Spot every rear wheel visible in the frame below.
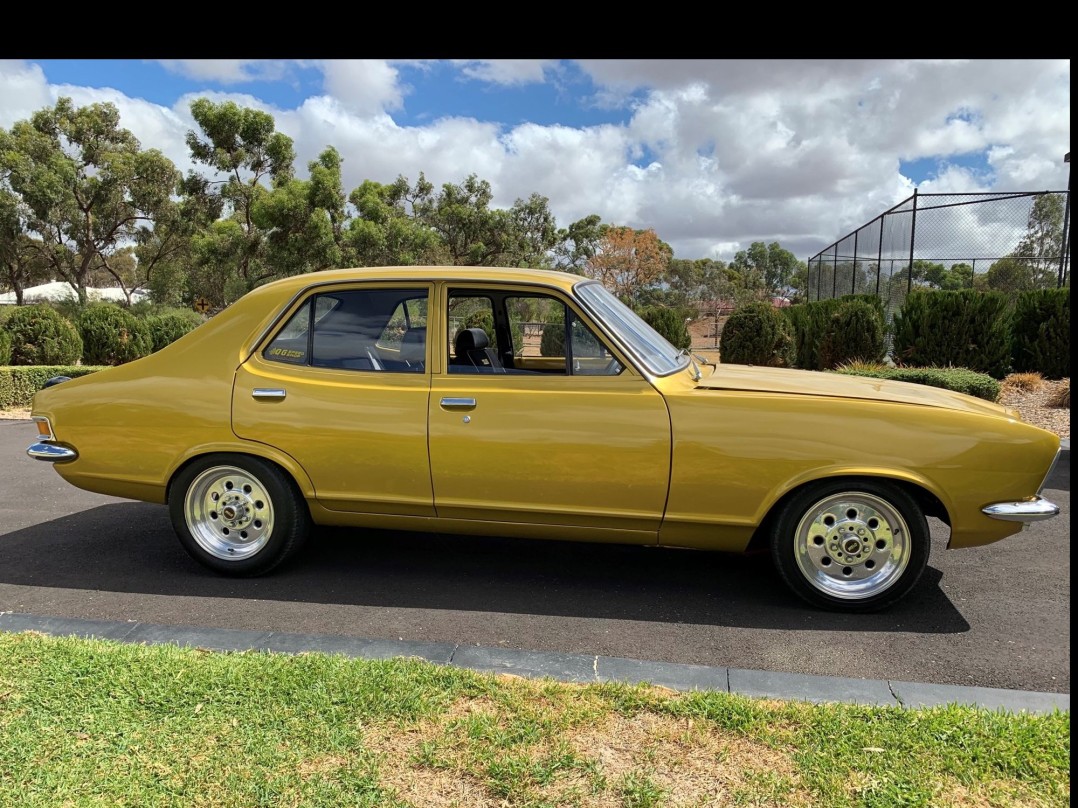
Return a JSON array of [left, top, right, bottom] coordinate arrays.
[[169, 454, 310, 576], [769, 479, 930, 612]]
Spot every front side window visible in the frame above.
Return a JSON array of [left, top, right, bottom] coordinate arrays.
[[264, 287, 429, 373], [575, 281, 686, 376]]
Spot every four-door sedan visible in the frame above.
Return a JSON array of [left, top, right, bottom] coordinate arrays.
[[27, 266, 1061, 611]]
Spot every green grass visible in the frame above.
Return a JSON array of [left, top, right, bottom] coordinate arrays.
[[0, 632, 1069, 807]]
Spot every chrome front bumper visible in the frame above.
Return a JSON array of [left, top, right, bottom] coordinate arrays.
[[982, 497, 1060, 523], [27, 442, 78, 462]]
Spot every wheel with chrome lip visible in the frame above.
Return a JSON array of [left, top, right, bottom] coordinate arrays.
[[770, 479, 930, 612], [169, 454, 310, 576]]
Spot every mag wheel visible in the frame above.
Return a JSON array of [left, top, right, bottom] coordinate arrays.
[[770, 479, 930, 612], [169, 454, 309, 576]]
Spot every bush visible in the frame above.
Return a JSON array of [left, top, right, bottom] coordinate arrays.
[[833, 364, 1001, 402], [637, 306, 692, 351], [0, 328, 10, 366], [784, 295, 886, 371], [78, 304, 154, 366], [144, 309, 205, 352], [819, 298, 887, 369], [720, 302, 793, 367], [891, 290, 1012, 379], [540, 322, 564, 357], [1010, 288, 1069, 379], [0, 365, 107, 409], [3, 305, 83, 366]]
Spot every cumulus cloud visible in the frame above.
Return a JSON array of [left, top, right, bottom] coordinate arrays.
[[0, 58, 1069, 264]]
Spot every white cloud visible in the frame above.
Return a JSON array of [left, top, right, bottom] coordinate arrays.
[[451, 60, 558, 86], [1, 59, 1069, 265]]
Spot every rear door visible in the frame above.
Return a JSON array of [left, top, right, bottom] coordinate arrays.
[[232, 282, 435, 516]]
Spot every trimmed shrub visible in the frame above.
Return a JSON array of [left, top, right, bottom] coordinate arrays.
[[891, 290, 1012, 379], [145, 309, 205, 352], [1011, 288, 1069, 379], [4, 305, 83, 366], [784, 294, 886, 371], [819, 298, 887, 369], [638, 306, 692, 351], [0, 365, 107, 409], [720, 302, 793, 367], [0, 328, 11, 365], [833, 365, 1001, 402], [540, 322, 565, 356], [78, 304, 154, 366]]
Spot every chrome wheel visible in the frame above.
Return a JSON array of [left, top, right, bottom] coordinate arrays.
[[793, 491, 911, 600], [183, 465, 275, 561]]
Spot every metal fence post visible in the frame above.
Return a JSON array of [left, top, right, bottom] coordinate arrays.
[[852, 231, 859, 294], [876, 217, 883, 296], [908, 189, 918, 294], [1059, 156, 1071, 287]]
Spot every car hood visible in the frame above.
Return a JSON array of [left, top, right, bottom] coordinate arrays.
[[695, 364, 1017, 419]]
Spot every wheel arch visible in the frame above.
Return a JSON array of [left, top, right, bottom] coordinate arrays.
[[165, 446, 315, 507], [746, 473, 950, 553]]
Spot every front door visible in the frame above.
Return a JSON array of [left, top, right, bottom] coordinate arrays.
[[428, 286, 671, 537]]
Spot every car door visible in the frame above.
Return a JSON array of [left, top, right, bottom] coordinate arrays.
[[232, 282, 435, 516], [428, 284, 671, 538]]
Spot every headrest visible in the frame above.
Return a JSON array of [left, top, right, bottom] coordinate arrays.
[[455, 327, 489, 354]]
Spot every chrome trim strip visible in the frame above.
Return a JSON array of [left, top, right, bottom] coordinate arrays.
[[1037, 448, 1063, 494], [440, 397, 477, 409], [252, 388, 287, 400], [982, 497, 1060, 522], [27, 442, 78, 462]]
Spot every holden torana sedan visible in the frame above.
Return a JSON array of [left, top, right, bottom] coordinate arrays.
[[27, 267, 1061, 611]]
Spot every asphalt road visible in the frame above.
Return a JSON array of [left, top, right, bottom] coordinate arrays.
[[0, 419, 1069, 693]]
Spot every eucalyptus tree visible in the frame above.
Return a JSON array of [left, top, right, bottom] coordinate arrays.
[[252, 147, 346, 278], [344, 174, 446, 267], [0, 187, 51, 304], [0, 97, 179, 305], [184, 98, 295, 302], [550, 214, 603, 274]]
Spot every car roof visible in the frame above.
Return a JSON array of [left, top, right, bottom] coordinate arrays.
[[257, 266, 587, 296]]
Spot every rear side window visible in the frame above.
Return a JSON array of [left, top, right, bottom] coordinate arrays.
[[264, 287, 429, 373]]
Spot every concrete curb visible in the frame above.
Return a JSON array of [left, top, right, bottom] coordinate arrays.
[[0, 612, 1067, 715]]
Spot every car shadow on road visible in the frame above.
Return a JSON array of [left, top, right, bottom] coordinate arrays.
[[0, 502, 969, 633]]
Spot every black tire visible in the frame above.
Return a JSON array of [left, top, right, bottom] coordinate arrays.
[[769, 478, 930, 612], [168, 454, 310, 576]]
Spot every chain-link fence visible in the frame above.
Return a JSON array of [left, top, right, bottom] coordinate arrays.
[[806, 190, 1070, 321]]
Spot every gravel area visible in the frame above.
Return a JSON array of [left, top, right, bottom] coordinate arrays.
[[999, 377, 1070, 439]]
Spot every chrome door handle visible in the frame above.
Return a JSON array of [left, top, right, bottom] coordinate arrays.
[[440, 397, 476, 410], [252, 388, 287, 400]]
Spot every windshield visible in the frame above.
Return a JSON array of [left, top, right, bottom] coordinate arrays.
[[574, 281, 688, 376]]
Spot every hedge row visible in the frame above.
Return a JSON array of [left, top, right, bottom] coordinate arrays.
[[833, 366, 1001, 402], [0, 366, 107, 410], [0, 303, 204, 368]]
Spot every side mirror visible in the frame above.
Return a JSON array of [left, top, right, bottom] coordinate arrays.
[[43, 376, 72, 388]]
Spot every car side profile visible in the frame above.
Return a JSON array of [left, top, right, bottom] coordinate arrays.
[[27, 267, 1061, 612]]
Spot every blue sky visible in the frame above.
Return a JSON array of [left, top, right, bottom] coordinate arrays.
[[1, 59, 1070, 261]]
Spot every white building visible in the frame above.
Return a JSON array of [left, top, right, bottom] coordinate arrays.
[[0, 281, 149, 306]]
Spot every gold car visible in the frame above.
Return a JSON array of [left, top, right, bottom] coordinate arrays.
[[27, 267, 1061, 612]]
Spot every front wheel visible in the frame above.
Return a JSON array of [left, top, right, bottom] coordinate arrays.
[[769, 479, 930, 612], [169, 454, 310, 576]]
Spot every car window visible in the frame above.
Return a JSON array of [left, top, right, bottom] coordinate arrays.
[[445, 290, 622, 376], [264, 288, 429, 373]]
